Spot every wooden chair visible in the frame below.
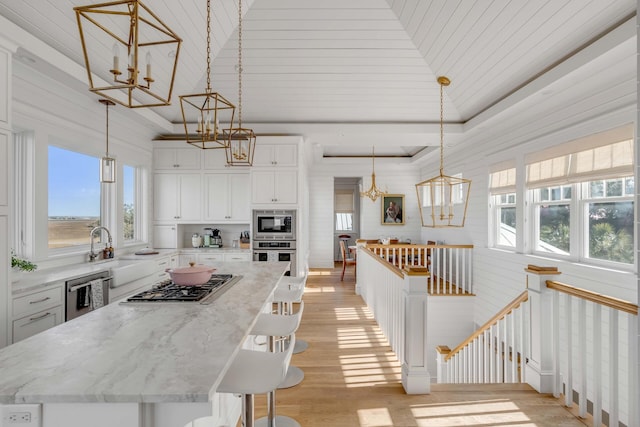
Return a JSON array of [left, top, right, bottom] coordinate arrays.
[[339, 240, 356, 281]]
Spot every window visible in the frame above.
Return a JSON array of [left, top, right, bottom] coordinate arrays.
[[48, 146, 101, 249], [335, 190, 354, 231], [584, 177, 634, 264], [532, 185, 571, 255], [525, 125, 634, 267], [489, 166, 516, 248], [123, 164, 136, 241]]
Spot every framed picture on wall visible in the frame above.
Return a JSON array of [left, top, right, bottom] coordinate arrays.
[[381, 194, 405, 225]]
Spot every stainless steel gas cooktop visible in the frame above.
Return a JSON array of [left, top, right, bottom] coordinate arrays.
[[124, 274, 240, 305]]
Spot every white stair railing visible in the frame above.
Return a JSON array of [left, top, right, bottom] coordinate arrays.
[[365, 243, 474, 295], [436, 291, 529, 384], [547, 280, 639, 427], [436, 266, 639, 427]]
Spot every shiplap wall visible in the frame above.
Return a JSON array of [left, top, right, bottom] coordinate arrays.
[[11, 61, 155, 268], [308, 164, 422, 269]]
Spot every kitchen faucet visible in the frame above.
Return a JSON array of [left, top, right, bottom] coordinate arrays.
[[89, 226, 113, 262]]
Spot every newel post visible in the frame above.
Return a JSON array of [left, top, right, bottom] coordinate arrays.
[[524, 265, 561, 393], [436, 346, 450, 383], [401, 269, 430, 394]]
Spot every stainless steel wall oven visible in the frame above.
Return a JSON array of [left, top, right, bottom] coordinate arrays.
[[253, 240, 296, 276]]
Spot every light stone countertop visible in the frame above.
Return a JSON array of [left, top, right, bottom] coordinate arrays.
[[0, 261, 289, 404], [12, 248, 253, 295]]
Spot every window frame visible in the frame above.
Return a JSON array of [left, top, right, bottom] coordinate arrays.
[[529, 178, 634, 269]]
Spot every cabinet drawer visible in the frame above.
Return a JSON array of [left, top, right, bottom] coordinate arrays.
[[197, 253, 224, 266], [13, 305, 64, 343], [13, 286, 63, 318], [224, 253, 252, 262]]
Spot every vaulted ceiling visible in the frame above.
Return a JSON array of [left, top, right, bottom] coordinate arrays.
[[0, 0, 636, 158]]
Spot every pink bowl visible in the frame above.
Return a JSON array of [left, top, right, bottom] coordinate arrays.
[[166, 263, 216, 286]]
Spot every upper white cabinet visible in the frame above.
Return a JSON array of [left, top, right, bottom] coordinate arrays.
[[154, 173, 202, 222], [203, 149, 233, 170], [251, 170, 297, 204], [154, 147, 201, 170], [204, 173, 250, 222], [252, 144, 297, 167]]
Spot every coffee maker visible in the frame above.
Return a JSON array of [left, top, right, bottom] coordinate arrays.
[[204, 228, 223, 247]]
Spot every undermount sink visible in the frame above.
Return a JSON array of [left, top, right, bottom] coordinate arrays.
[[109, 260, 157, 288]]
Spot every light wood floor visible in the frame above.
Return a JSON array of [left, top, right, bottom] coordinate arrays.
[[252, 264, 587, 427]]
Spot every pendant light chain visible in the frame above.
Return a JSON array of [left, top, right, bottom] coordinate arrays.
[[105, 101, 110, 156], [205, 0, 211, 93], [237, 0, 243, 126]]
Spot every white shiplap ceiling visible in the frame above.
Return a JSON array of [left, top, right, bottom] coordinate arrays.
[[0, 0, 636, 158]]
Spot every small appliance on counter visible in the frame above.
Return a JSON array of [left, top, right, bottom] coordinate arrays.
[[204, 228, 223, 247], [192, 233, 203, 248]]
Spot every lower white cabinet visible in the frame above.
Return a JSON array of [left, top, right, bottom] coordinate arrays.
[[154, 254, 178, 283], [197, 253, 224, 266], [224, 252, 252, 262], [13, 306, 64, 343], [12, 284, 64, 343]]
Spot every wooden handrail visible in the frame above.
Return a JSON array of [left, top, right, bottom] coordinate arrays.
[[360, 246, 405, 278], [366, 243, 474, 249], [445, 290, 529, 361], [546, 280, 638, 315]]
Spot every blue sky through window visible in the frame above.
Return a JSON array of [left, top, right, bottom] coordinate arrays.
[[48, 146, 100, 217]]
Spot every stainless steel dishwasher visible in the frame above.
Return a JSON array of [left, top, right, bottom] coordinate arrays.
[[65, 270, 112, 321]]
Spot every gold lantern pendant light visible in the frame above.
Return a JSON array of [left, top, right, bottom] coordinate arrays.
[[99, 99, 116, 183], [180, 0, 235, 149], [225, 0, 256, 166], [415, 76, 471, 227], [360, 147, 386, 202], [74, 0, 182, 108]]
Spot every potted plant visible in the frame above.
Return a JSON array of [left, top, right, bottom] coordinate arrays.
[[11, 250, 37, 282]]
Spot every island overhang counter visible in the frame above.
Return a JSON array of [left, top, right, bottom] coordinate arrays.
[[0, 261, 290, 427]]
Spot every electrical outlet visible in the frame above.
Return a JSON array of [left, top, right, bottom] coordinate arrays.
[[2, 405, 40, 427]]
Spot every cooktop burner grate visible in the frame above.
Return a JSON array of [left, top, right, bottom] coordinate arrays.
[[125, 274, 235, 303]]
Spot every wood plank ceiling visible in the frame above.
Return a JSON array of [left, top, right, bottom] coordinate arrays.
[[0, 0, 636, 157]]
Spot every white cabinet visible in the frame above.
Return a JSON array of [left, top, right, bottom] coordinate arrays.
[[154, 147, 201, 170], [203, 149, 232, 170], [251, 170, 297, 204], [204, 173, 250, 222], [153, 225, 177, 248], [154, 254, 178, 283], [12, 284, 64, 343], [179, 253, 198, 266], [197, 253, 224, 266], [154, 173, 201, 222], [252, 144, 297, 167], [224, 252, 252, 262]]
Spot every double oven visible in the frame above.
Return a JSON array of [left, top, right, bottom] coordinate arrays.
[[252, 210, 297, 276]]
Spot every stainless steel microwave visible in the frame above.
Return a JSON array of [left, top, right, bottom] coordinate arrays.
[[253, 210, 296, 240]]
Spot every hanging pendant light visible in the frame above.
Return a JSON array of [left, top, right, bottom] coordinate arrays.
[[180, 0, 235, 149], [225, 0, 256, 166], [415, 76, 471, 227], [99, 99, 116, 183], [360, 147, 386, 202], [74, 0, 182, 108]]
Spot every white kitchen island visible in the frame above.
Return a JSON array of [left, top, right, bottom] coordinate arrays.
[[0, 261, 290, 427]]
